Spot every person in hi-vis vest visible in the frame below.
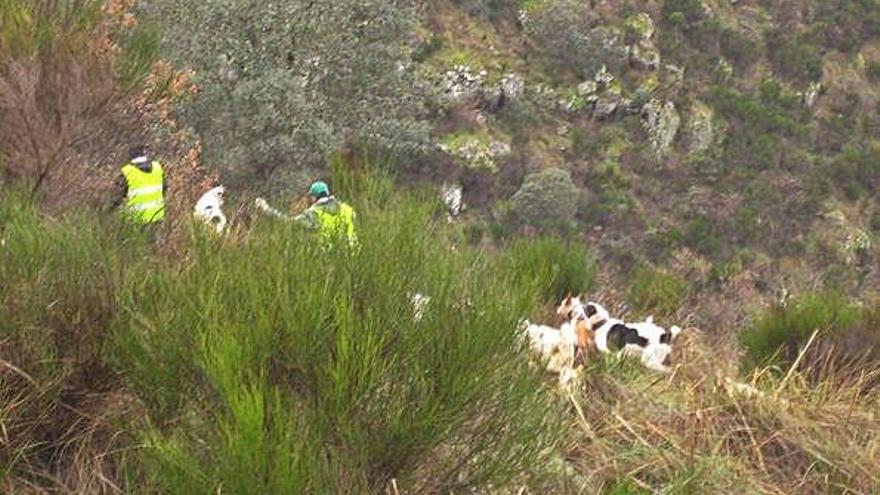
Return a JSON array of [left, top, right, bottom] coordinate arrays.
[[118, 145, 166, 224], [295, 181, 358, 249]]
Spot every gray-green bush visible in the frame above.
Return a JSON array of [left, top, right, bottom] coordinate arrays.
[[147, 0, 432, 193], [525, 0, 629, 78], [508, 167, 581, 234]]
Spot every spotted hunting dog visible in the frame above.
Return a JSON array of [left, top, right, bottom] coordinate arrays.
[[559, 297, 682, 373]]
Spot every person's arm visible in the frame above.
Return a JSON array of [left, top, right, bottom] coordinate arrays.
[[293, 208, 319, 230], [255, 198, 296, 222]]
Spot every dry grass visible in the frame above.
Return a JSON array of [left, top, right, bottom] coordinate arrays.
[[539, 329, 880, 494]]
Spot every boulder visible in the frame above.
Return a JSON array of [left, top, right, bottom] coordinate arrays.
[[685, 101, 715, 154], [641, 99, 681, 160]]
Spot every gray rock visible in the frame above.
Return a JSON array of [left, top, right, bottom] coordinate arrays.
[[631, 44, 661, 71], [642, 99, 681, 160], [442, 65, 486, 101], [499, 73, 525, 100], [685, 101, 715, 154]]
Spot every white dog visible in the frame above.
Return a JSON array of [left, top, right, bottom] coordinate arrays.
[[440, 182, 464, 222], [193, 186, 227, 233], [520, 319, 579, 376], [563, 298, 682, 374]]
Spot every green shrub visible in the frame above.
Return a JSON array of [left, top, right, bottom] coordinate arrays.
[[866, 61, 880, 82], [525, 0, 629, 78], [150, 0, 431, 192], [661, 0, 705, 25], [0, 190, 153, 490], [2, 171, 569, 493], [452, 0, 520, 21], [497, 236, 597, 302], [720, 28, 761, 70], [107, 173, 565, 493], [814, 0, 880, 52], [829, 145, 879, 200], [684, 216, 725, 258], [627, 266, 690, 317], [508, 167, 581, 233], [739, 292, 864, 373], [766, 30, 823, 82]]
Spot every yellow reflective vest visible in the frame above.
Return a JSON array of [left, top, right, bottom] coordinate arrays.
[[314, 201, 358, 249], [121, 161, 165, 224]]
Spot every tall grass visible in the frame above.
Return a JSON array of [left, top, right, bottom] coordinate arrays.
[[0, 190, 151, 492], [739, 291, 871, 373], [110, 174, 567, 492], [2, 173, 570, 492]]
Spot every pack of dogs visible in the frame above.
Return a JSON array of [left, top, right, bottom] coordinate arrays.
[[523, 295, 683, 386]]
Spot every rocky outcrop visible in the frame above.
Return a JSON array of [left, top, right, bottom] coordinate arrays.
[[685, 101, 715, 154], [626, 13, 661, 71], [439, 133, 510, 172], [641, 99, 681, 160]]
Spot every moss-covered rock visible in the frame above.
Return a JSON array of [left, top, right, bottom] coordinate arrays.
[[641, 99, 681, 160], [439, 132, 510, 172], [685, 100, 716, 154]]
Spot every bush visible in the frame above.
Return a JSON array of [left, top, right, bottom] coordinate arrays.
[[508, 167, 581, 233], [683, 216, 725, 258], [627, 266, 690, 318], [497, 236, 597, 302], [1, 172, 569, 493], [766, 30, 823, 82], [149, 0, 431, 192], [739, 292, 866, 373], [525, 0, 629, 78], [720, 28, 761, 70], [0, 190, 153, 492], [452, 0, 520, 21], [661, 0, 705, 26], [829, 145, 880, 200], [113, 174, 563, 493]]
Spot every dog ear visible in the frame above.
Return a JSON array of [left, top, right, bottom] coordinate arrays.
[[585, 303, 598, 318]]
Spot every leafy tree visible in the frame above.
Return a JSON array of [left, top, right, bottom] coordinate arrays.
[[148, 0, 432, 193]]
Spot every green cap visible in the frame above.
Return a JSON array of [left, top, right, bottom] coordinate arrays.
[[309, 181, 329, 197]]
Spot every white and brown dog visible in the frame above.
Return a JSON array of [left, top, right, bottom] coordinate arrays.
[[519, 317, 582, 387], [558, 297, 682, 373], [555, 295, 596, 368]]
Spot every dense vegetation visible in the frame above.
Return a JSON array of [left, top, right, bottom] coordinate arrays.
[[2, 0, 880, 493]]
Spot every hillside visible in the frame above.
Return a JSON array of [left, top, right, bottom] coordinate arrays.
[[409, 0, 880, 333], [2, 0, 880, 493]]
